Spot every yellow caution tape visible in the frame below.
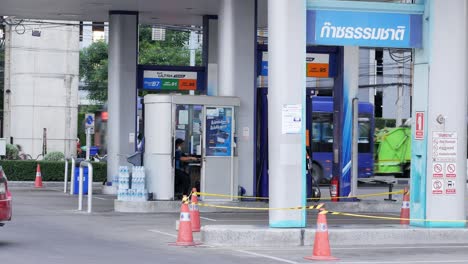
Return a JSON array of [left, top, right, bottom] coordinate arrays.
[[196, 201, 468, 223], [194, 190, 404, 201], [323, 210, 468, 223], [197, 202, 325, 211]]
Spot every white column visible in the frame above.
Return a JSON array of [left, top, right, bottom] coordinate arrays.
[[268, 0, 306, 227], [411, 0, 467, 227], [218, 0, 256, 196], [205, 17, 219, 96], [107, 12, 138, 186]]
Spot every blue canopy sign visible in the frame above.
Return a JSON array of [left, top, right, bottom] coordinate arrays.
[[307, 10, 422, 48]]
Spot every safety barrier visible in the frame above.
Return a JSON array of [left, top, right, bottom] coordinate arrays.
[[63, 156, 75, 194], [78, 161, 93, 213], [196, 189, 404, 201], [190, 191, 468, 224]]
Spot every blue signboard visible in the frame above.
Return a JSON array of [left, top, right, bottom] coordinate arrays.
[[143, 78, 162, 89], [307, 10, 422, 48], [205, 107, 232, 157]]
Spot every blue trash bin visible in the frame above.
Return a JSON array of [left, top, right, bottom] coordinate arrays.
[[90, 146, 99, 156], [73, 167, 88, 195]]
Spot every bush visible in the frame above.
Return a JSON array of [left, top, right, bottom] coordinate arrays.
[[44, 152, 65, 161], [5, 144, 19, 160], [0, 160, 107, 182]]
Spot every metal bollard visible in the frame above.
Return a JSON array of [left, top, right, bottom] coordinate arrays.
[[64, 156, 75, 193], [78, 161, 94, 213], [64, 159, 68, 193], [69, 157, 75, 195]]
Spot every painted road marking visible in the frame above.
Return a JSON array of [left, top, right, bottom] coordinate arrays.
[[148, 229, 177, 238], [200, 216, 217, 221], [235, 249, 298, 264]]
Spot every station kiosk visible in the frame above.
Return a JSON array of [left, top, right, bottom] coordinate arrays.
[[143, 94, 240, 201]]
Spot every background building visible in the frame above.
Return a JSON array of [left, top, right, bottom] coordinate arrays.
[[3, 19, 79, 158]]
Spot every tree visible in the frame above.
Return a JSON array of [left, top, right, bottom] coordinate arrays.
[[79, 40, 108, 104], [79, 26, 202, 103]]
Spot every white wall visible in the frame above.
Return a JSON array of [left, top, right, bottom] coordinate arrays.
[[4, 20, 79, 158]]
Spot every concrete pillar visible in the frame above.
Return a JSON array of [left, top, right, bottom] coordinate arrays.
[[411, 0, 467, 227], [203, 15, 219, 96], [340, 47, 359, 197], [107, 11, 138, 185], [268, 0, 306, 227], [218, 0, 256, 196]]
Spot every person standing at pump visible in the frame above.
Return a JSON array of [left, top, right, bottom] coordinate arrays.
[[174, 138, 198, 198]]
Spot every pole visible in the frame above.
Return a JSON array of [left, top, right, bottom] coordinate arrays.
[[64, 158, 68, 193], [85, 127, 91, 161], [350, 98, 359, 199], [396, 63, 403, 127], [78, 167, 83, 211], [70, 157, 75, 195]]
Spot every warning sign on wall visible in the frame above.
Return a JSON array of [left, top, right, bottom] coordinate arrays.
[[445, 163, 457, 178], [432, 132, 457, 162], [432, 179, 444, 194], [432, 163, 444, 178], [446, 180, 456, 194]]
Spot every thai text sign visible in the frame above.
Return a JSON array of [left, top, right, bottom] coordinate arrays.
[[307, 10, 422, 48]]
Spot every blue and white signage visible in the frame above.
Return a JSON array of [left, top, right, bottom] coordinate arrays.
[[307, 10, 422, 48]]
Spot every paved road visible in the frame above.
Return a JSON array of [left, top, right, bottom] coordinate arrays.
[[1, 186, 468, 263]]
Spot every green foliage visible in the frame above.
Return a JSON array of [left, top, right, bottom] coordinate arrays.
[[139, 26, 193, 65], [0, 160, 107, 182], [5, 144, 19, 160], [79, 41, 108, 104], [43, 151, 65, 161]]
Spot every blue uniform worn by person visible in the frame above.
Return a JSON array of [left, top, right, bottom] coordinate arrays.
[[174, 138, 197, 197]]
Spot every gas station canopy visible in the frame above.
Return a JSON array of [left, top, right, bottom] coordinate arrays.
[[0, 0, 268, 26]]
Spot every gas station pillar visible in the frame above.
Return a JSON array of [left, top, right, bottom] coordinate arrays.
[[218, 0, 256, 196], [268, 0, 306, 227], [411, 0, 467, 227], [107, 11, 139, 186]]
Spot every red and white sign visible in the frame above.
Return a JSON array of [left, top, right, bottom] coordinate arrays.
[[432, 163, 444, 178], [446, 163, 457, 178], [446, 180, 456, 194], [415, 112, 424, 140], [432, 179, 443, 194]]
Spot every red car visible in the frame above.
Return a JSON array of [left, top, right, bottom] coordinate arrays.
[[0, 170, 12, 226]]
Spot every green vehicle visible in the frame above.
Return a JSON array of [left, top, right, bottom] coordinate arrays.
[[374, 126, 411, 177]]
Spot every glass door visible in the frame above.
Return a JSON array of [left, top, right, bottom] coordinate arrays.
[[201, 106, 235, 201]]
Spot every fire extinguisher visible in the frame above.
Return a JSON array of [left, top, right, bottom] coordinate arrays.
[[330, 175, 339, 202]]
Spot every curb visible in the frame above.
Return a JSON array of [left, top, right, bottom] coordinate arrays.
[[202, 225, 468, 247]]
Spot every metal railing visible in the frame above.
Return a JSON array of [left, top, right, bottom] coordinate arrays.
[[64, 156, 75, 194], [78, 161, 93, 213]]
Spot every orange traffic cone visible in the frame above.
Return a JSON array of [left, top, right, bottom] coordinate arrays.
[[190, 188, 201, 232], [304, 210, 338, 261], [170, 195, 200, 246], [34, 164, 43, 188], [400, 187, 410, 225]]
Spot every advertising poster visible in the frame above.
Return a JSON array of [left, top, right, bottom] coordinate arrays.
[[205, 107, 232, 156]]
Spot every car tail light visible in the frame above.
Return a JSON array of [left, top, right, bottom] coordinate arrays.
[[0, 170, 7, 199]]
